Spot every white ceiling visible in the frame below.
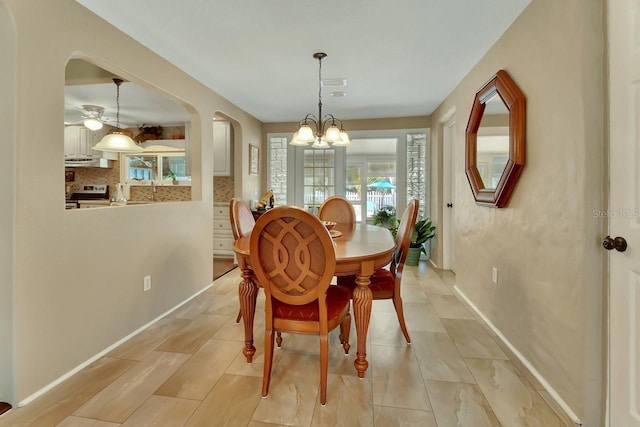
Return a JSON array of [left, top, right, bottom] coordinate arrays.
[[65, 82, 191, 128], [73, 0, 531, 124]]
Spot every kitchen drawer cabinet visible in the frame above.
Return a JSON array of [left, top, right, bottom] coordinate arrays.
[[213, 237, 235, 253], [213, 202, 234, 257]]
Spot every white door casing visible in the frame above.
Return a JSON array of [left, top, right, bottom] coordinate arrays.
[[441, 108, 456, 271], [609, 0, 640, 425]]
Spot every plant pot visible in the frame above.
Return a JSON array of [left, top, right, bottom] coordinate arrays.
[[405, 246, 422, 266]]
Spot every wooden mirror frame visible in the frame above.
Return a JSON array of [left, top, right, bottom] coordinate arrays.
[[465, 69, 526, 208]]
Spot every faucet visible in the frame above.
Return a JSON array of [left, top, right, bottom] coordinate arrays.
[[148, 180, 157, 201]]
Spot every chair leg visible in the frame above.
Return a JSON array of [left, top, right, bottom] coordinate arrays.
[[262, 327, 275, 398], [393, 295, 411, 343], [319, 334, 329, 405], [235, 308, 242, 323], [276, 332, 283, 347], [339, 312, 351, 354]]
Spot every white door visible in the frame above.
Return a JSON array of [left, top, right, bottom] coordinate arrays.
[[609, 1, 640, 425]]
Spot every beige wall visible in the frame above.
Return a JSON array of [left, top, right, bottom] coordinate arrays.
[[3, 0, 263, 403], [263, 116, 430, 138], [429, 0, 605, 424], [0, 2, 16, 404]]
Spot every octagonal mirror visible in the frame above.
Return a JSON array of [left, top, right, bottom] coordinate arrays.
[[465, 70, 525, 208]]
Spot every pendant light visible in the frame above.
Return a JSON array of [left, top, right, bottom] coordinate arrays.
[[93, 78, 143, 153], [290, 52, 350, 148]]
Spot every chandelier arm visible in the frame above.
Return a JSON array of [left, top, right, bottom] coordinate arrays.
[[300, 114, 319, 127]]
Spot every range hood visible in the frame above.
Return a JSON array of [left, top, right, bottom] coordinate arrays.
[[64, 157, 113, 168]]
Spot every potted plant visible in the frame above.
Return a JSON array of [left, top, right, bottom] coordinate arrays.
[[406, 218, 436, 266], [134, 124, 164, 142], [372, 205, 398, 236], [166, 169, 178, 185]]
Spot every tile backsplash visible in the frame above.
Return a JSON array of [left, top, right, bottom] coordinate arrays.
[[214, 176, 234, 202], [68, 161, 120, 197], [68, 163, 231, 203]]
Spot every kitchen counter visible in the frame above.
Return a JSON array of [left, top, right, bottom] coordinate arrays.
[[78, 200, 110, 208]]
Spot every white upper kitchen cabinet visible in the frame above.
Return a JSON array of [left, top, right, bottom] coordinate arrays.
[[64, 125, 116, 159], [213, 120, 232, 176], [64, 125, 101, 158]]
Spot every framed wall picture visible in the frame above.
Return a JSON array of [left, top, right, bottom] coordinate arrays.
[[249, 144, 259, 175]]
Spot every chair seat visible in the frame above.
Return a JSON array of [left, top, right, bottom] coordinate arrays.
[[336, 268, 395, 293], [273, 285, 351, 321]]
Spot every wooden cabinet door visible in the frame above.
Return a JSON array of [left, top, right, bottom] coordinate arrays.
[[213, 121, 231, 176]]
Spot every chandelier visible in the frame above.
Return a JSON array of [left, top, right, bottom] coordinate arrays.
[[290, 52, 350, 148], [93, 78, 143, 153]]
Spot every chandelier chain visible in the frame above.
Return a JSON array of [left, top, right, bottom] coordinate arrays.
[[114, 78, 123, 130], [318, 54, 323, 124]]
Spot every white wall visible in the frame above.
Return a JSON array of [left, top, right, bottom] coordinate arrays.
[[4, 0, 263, 403], [430, 0, 605, 424]]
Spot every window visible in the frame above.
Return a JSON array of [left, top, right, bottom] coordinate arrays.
[[303, 149, 335, 214], [124, 151, 190, 185], [268, 136, 288, 206], [406, 133, 428, 219], [267, 129, 428, 221], [347, 137, 397, 222]]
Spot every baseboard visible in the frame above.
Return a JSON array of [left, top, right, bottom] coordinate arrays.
[[17, 281, 215, 408], [453, 285, 583, 426]]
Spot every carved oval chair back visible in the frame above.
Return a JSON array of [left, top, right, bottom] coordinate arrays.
[[250, 206, 352, 405]]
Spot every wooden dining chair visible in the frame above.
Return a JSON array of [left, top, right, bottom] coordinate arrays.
[[250, 206, 351, 405], [318, 196, 356, 226], [230, 197, 255, 241], [229, 198, 256, 323], [337, 199, 418, 343]]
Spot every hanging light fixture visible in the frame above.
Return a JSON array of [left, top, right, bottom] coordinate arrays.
[[93, 78, 143, 153], [290, 52, 350, 149]]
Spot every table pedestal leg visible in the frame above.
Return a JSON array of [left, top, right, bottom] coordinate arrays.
[[238, 264, 258, 362], [352, 270, 373, 378]]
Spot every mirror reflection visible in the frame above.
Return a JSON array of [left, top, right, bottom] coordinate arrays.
[[64, 59, 192, 208], [476, 93, 509, 190]]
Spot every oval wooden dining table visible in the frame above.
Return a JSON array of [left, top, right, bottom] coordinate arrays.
[[233, 221, 395, 378]]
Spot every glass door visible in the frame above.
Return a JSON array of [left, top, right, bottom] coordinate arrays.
[[302, 149, 335, 214]]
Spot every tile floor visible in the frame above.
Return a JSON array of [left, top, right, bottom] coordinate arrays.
[[0, 262, 573, 427]]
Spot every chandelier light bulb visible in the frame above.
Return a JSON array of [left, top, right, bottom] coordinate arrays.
[[290, 131, 310, 146], [311, 137, 330, 149], [332, 130, 351, 147], [298, 125, 315, 142], [324, 125, 341, 142]]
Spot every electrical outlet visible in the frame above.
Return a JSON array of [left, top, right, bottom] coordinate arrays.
[[143, 275, 152, 292], [492, 267, 498, 284]]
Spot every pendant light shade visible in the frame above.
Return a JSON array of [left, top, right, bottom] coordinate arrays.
[[94, 132, 143, 153], [291, 52, 350, 148], [93, 78, 143, 153]]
